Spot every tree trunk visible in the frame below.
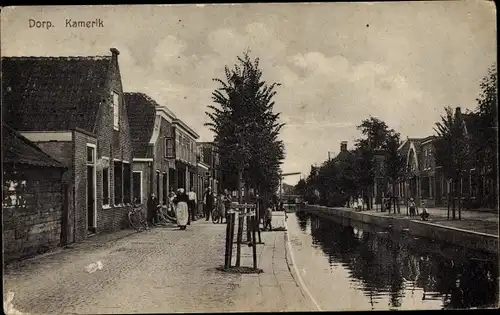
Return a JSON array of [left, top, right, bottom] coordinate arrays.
[[452, 179, 456, 220], [237, 169, 243, 204], [458, 177, 462, 220], [447, 192, 450, 220], [392, 184, 398, 214]]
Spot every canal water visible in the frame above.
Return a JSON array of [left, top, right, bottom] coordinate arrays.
[[286, 211, 499, 311]]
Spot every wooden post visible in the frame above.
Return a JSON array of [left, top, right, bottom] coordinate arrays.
[[246, 206, 252, 243], [224, 210, 231, 269], [252, 215, 257, 270], [228, 212, 235, 267], [255, 201, 262, 244], [235, 211, 244, 267]]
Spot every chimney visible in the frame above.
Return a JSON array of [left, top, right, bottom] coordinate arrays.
[[455, 107, 461, 114], [110, 47, 120, 58], [340, 141, 348, 152]]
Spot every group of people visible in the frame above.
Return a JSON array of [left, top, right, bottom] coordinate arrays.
[[145, 188, 192, 230], [408, 198, 430, 221], [144, 187, 285, 231], [144, 186, 235, 230]]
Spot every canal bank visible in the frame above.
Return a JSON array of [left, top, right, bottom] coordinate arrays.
[[304, 205, 498, 255]]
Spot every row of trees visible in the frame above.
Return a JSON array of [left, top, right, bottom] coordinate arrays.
[[296, 63, 497, 219], [205, 52, 285, 204], [295, 116, 405, 212]]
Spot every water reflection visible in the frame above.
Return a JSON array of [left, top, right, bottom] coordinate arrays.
[[295, 213, 498, 309]]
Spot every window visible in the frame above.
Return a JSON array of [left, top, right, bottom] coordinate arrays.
[[133, 172, 142, 204], [123, 163, 131, 204], [112, 91, 119, 130], [114, 161, 123, 205], [156, 171, 161, 197], [470, 169, 477, 198], [103, 166, 110, 206], [165, 137, 174, 158], [162, 173, 168, 204], [87, 147, 95, 163]]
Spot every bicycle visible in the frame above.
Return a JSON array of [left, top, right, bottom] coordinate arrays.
[[157, 204, 177, 224], [128, 203, 149, 232], [212, 204, 226, 224]]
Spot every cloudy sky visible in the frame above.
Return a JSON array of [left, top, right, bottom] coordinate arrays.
[[2, 2, 496, 185]]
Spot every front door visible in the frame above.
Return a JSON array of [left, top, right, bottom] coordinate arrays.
[[87, 165, 96, 233]]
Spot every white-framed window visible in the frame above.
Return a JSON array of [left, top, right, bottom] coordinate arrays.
[[165, 137, 174, 158], [112, 91, 120, 130]]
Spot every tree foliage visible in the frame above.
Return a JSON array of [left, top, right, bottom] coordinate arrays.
[[473, 63, 497, 180], [205, 52, 285, 198]]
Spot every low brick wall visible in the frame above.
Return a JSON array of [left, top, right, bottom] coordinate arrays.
[[305, 205, 498, 255], [3, 167, 65, 263]]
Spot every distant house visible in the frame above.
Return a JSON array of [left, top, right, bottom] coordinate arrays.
[[173, 119, 200, 191], [197, 142, 221, 194], [196, 145, 211, 208], [2, 124, 67, 262], [2, 48, 133, 243], [125, 92, 177, 205], [396, 136, 444, 207], [125, 92, 200, 205], [395, 108, 489, 209]]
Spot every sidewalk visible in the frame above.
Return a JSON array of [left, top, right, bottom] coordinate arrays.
[[227, 215, 317, 312], [357, 206, 499, 236]]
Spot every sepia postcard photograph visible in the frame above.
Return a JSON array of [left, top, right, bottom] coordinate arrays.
[[1, 2, 498, 313]]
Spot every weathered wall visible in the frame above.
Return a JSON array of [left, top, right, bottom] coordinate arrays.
[[31, 141, 74, 245], [91, 52, 133, 235], [3, 165, 65, 263]]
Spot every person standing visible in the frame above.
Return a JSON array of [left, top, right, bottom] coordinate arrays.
[[188, 187, 197, 224], [147, 193, 159, 226], [173, 188, 189, 230], [203, 187, 214, 221]]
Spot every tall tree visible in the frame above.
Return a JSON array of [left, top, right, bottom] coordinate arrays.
[[354, 117, 393, 210], [382, 131, 406, 213], [205, 52, 285, 203], [472, 63, 497, 208], [434, 106, 471, 219]]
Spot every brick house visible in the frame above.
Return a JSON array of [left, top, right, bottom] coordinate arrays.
[[125, 92, 177, 205], [2, 124, 67, 262], [197, 142, 221, 194], [395, 108, 488, 209], [2, 48, 133, 243], [125, 92, 200, 205], [173, 119, 200, 192]]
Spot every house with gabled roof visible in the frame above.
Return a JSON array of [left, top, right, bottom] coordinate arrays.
[[2, 48, 133, 243], [395, 107, 487, 209], [125, 92, 200, 207], [2, 123, 67, 262], [125, 92, 176, 205]]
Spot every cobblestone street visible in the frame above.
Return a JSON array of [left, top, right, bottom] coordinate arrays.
[[3, 216, 313, 314]]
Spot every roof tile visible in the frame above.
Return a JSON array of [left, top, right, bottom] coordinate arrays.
[[124, 92, 157, 158], [2, 56, 111, 132]]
